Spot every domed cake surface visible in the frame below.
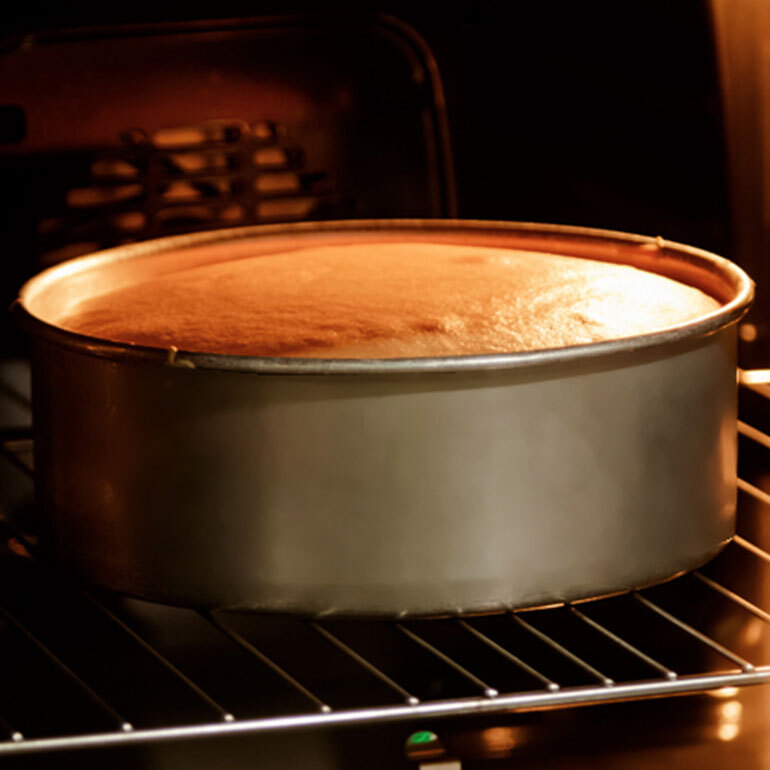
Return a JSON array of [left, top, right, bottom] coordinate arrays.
[[59, 241, 721, 358]]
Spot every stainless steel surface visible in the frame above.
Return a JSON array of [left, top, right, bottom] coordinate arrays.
[[2, 368, 770, 758], [14, 220, 754, 614]]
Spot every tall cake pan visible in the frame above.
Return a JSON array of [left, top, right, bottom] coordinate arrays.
[[13, 220, 754, 616]]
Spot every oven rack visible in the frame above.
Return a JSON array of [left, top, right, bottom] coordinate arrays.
[[1, 368, 770, 756]]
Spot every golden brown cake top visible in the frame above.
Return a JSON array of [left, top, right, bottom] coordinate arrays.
[[58, 241, 722, 358]]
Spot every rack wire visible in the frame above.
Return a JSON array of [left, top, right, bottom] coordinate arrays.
[[2, 366, 770, 756]]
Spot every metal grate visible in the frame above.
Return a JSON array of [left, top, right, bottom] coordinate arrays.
[[36, 119, 345, 267], [0, 16, 456, 282], [2, 366, 770, 757]]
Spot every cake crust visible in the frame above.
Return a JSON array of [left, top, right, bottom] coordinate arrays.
[[58, 241, 722, 358]]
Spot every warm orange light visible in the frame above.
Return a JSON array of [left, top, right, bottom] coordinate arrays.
[[739, 323, 758, 342], [256, 198, 317, 220], [740, 369, 770, 384], [715, 699, 742, 742], [254, 147, 288, 166], [479, 727, 517, 757], [742, 618, 764, 646], [709, 686, 739, 698], [718, 723, 740, 742], [255, 173, 301, 193], [7, 538, 30, 558], [67, 184, 143, 207]]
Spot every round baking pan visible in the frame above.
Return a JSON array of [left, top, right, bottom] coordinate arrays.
[[13, 220, 754, 616]]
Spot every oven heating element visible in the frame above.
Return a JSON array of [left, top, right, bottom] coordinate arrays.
[[1, 364, 770, 758]]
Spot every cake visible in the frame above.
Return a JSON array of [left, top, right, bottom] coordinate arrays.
[[58, 241, 721, 358]]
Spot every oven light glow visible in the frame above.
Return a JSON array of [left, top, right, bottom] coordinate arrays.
[[739, 369, 770, 385], [742, 617, 764, 646], [739, 323, 758, 342], [720, 700, 742, 720], [7, 538, 30, 558], [709, 687, 739, 698], [479, 727, 517, 756], [718, 723, 740, 742], [716, 699, 742, 742]]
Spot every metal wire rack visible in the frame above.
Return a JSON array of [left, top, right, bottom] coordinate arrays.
[[2, 365, 770, 757]]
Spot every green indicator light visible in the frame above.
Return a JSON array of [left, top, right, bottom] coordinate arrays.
[[408, 731, 438, 745]]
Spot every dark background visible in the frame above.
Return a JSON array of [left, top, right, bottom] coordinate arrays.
[[0, 0, 728, 249]]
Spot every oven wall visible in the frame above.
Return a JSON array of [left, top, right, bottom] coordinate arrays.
[[1, 0, 731, 245]]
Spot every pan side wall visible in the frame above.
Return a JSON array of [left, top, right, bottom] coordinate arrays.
[[30, 330, 738, 615]]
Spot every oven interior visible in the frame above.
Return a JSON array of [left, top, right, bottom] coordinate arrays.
[[3, 5, 770, 768]]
